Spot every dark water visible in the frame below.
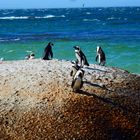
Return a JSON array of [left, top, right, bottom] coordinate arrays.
[[0, 7, 140, 73]]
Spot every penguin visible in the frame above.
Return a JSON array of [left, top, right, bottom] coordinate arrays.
[[25, 53, 35, 60], [71, 68, 85, 92], [73, 46, 89, 67], [28, 53, 35, 60], [95, 46, 106, 66], [70, 61, 80, 77], [42, 42, 54, 60]]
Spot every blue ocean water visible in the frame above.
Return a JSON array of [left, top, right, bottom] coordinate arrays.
[[0, 7, 140, 73]]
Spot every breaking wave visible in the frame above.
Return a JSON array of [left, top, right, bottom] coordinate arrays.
[[0, 15, 65, 20]]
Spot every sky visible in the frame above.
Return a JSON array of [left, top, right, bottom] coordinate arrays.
[[0, 0, 140, 9]]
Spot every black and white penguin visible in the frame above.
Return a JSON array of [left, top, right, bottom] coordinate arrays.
[[95, 46, 106, 66], [25, 53, 35, 60], [73, 46, 89, 67], [71, 68, 85, 92]]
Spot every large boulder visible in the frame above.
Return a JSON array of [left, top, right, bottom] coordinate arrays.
[[0, 59, 140, 140]]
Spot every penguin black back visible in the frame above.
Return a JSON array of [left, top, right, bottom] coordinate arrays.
[[42, 42, 54, 60]]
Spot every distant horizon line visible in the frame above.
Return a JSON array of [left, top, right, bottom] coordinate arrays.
[[0, 6, 140, 10]]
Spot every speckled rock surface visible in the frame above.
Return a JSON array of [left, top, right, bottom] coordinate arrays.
[[0, 59, 140, 140]]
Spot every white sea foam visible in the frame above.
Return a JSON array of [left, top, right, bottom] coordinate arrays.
[[8, 50, 14, 53], [83, 19, 100, 22], [43, 15, 55, 18], [0, 16, 28, 20], [13, 38, 20, 41], [0, 39, 5, 42], [41, 15, 65, 18], [61, 15, 65, 18], [0, 38, 20, 42], [98, 9, 102, 11], [107, 17, 115, 20], [0, 15, 65, 20], [2, 12, 10, 15], [26, 50, 33, 53], [86, 12, 91, 15]]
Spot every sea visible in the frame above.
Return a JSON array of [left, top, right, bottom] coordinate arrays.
[[0, 7, 140, 74]]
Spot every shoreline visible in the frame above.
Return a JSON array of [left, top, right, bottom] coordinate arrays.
[[1, 58, 140, 75]]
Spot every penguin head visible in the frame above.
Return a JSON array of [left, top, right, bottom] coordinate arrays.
[[48, 42, 54, 46], [71, 60, 79, 67], [30, 53, 35, 57], [71, 60, 77, 65], [73, 45, 80, 51]]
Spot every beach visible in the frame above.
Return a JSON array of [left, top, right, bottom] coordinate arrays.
[[0, 59, 140, 139]]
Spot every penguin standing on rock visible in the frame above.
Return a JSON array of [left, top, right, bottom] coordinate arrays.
[[70, 60, 85, 92], [71, 68, 85, 92], [73, 46, 89, 67], [95, 46, 106, 66]]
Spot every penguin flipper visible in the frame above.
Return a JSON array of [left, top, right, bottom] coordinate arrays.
[[70, 70, 73, 76], [84, 57, 89, 66], [82, 54, 89, 66], [85, 60, 89, 66], [95, 55, 98, 62], [71, 80, 75, 88], [80, 81, 84, 89]]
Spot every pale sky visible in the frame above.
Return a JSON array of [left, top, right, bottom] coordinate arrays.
[[0, 0, 140, 9]]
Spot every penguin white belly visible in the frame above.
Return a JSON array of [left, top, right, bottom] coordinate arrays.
[[98, 54, 101, 63], [75, 53, 81, 62], [73, 77, 82, 91]]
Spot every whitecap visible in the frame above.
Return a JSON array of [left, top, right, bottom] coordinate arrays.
[[36, 15, 55, 19], [98, 9, 102, 11], [8, 50, 14, 53], [107, 17, 115, 20], [0, 38, 20, 42], [36, 15, 65, 19], [61, 15, 65, 18], [2, 12, 10, 15], [13, 38, 20, 41], [0, 16, 28, 20], [0, 39, 6, 42], [45, 15, 55, 18], [83, 19, 100, 22], [86, 12, 91, 15], [26, 50, 33, 53]]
